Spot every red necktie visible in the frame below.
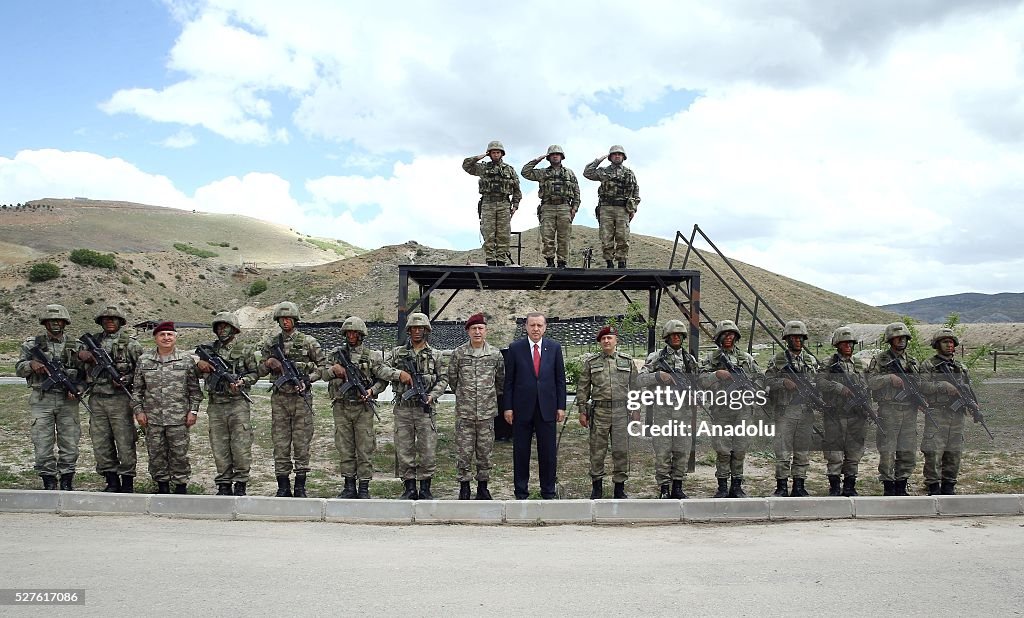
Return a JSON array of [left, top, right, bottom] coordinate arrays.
[[533, 343, 540, 377]]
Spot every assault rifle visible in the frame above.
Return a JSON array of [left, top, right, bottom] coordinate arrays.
[[333, 346, 379, 420], [717, 348, 771, 419], [780, 350, 826, 440], [399, 355, 435, 430], [883, 357, 940, 432], [826, 355, 885, 438], [937, 361, 994, 441], [78, 333, 140, 405], [195, 344, 253, 404], [269, 342, 313, 414], [28, 345, 93, 414], [653, 353, 709, 474]]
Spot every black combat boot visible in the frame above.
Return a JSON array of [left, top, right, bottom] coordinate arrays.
[[659, 483, 671, 499], [475, 481, 492, 500], [713, 477, 729, 498], [173, 484, 187, 494], [827, 475, 841, 497], [606, 259, 614, 268], [773, 479, 789, 497], [926, 482, 940, 496], [613, 482, 628, 499], [557, 260, 567, 268], [41, 475, 57, 490], [882, 480, 895, 496], [940, 480, 957, 495], [671, 480, 688, 499], [216, 483, 233, 496], [728, 477, 747, 498], [590, 479, 603, 500], [791, 478, 809, 497], [841, 476, 858, 497], [59, 473, 74, 491], [233, 482, 247, 496], [545, 257, 555, 268], [293, 474, 307, 498], [275, 475, 292, 498], [459, 481, 472, 500], [119, 475, 134, 494], [894, 479, 910, 496], [357, 480, 370, 499], [157, 481, 171, 494], [399, 479, 418, 500], [338, 477, 357, 499], [617, 260, 627, 269], [103, 472, 121, 493], [418, 479, 434, 500]]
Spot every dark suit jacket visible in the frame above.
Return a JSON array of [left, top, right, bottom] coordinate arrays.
[[502, 336, 567, 423]]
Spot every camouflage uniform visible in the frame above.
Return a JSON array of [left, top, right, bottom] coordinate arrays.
[[446, 340, 505, 483], [576, 349, 637, 485], [817, 327, 872, 496], [463, 141, 522, 265], [919, 330, 977, 495], [133, 348, 202, 487], [765, 345, 820, 486], [384, 343, 447, 482], [203, 337, 259, 487], [521, 147, 581, 266], [583, 146, 640, 266], [323, 342, 390, 483]]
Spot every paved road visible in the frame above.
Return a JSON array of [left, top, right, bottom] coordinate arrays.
[[1, 513, 1022, 616]]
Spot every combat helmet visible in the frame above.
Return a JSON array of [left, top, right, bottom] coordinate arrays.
[[211, 311, 241, 334], [406, 312, 432, 332], [39, 304, 71, 325], [486, 140, 506, 155], [930, 327, 959, 349], [884, 322, 912, 343], [782, 320, 809, 340], [273, 302, 301, 321], [546, 144, 565, 160], [342, 316, 368, 336], [608, 145, 627, 160], [714, 320, 741, 343], [94, 305, 126, 326], [831, 326, 857, 347], [662, 319, 688, 342]]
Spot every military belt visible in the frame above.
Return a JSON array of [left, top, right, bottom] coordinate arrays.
[[395, 400, 424, 408], [591, 400, 615, 408], [89, 391, 129, 398], [601, 197, 628, 207], [481, 194, 510, 201], [544, 197, 567, 205]]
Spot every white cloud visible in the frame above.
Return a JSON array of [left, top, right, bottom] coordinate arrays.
[[159, 129, 198, 149]]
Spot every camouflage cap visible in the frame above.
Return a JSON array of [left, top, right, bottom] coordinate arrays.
[[714, 320, 741, 342], [94, 305, 126, 326], [211, 311, 241, 334], [884, 322, 912, 343], [546, 145, 565, 160], [661, 319, 687, 341], [608, 145, 627, 160], [273, 301, 301, 321], [486, 140, 505, 155], [782, 320, 809, 340], [831, 326, 857, 347], [342, 316, 368, 336], [406, 312, 431, 332], [39, 304, 71, 325], [930, 327, 960, 349]]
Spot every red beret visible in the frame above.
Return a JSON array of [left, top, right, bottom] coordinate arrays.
[[153, 321, 176, 335], [596, 325, 617, 341], [465, 313, 486, 329]]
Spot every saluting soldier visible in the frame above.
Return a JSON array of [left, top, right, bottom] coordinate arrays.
[[522, 145, 581, 268], [463, 140, 522, 266], [584, 145, 640, 268]]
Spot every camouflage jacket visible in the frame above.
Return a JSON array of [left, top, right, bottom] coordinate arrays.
[[920, 354, 972, 411], [383, 343, 447, 406], [867, 349, 940, 404], [203, 338, 259, 404], [765, 348, 820, 408], [462, 157, 522, 204], [81, 328, 144, 395], [583, 160, 640, 212], [446, 341, 505, 420], [16, 333, 83, 391], [132, 349, 203, 425], [817, 352, 871, 409], [259, 329, 325, 394], [576, 350, 637, 414], [698, 348, 765, 412], [322, 343, 394, 403], [520, 161, 581, 209]]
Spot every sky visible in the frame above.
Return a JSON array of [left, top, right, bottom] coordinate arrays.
[[2, 0, 1023, 307]]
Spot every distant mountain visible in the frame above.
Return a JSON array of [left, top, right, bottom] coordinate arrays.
[[881, 292, 1024, 323]]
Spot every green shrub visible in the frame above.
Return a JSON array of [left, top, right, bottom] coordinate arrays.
[[207, 241, 231, 247], [143, 271, 155, 280], [173, 243, 218, 258], [247, 279, 268, 297], [83, 297, 94, 305], [69, 249, 116, 269], [28, 263, 61, 282]]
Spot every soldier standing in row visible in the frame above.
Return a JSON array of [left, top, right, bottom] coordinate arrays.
[[446, 313, 505, 500], [324, 316, 390, 500], [577, 326, 638, 499], [699, 320, 765, 498], [385, 313, 447, 500], [78, 305, 143, 493], [637, 319, 698, 499], [522, 145, 581, 268], [197, 312, 258, 496], [463, 141, 522, 266], [132, 322, 203, 494], [260, 302, 325, 498], [765, 320, 819, 497], [584, 145, 640, 269], [16, 304, 83, 490], [817, 326, 871, 497]]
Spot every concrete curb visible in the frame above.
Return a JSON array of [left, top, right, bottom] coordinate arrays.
[[1, 490, 1022, 524]]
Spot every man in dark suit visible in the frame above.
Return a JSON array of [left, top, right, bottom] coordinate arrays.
[[502, 312, 567, 499]]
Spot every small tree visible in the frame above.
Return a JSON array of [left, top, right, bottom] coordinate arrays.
[[70, 248, 116, 269], [247, 279, 268, 297], [28, 262, 61, 282]]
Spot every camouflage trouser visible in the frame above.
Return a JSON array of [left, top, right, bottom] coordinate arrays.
[[271, 392, 315, 475], [877, 403, 917, 482], [589, 405, 629, 483], [539, 204, 572, 262], [29, 390, 81, 476], [394, 404, 436, 480], [712, 408, 753, 478], [598, 204, 630, 262], [651, 406, 690, 485], [823, 410, 866, 477], [480, 198, 512, 263], [773, 405, 816, 479], [88, 392, 137, 476], [146, 424, 191, 485], [332, 399, 375, 480], [455, 415, 494, 482], [921, 408, 965, 484], [208, 399, 253, 484]]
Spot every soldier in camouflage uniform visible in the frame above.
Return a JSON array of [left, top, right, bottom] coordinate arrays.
[[920, 328, 983, 496], [816, 326, 873, 497], [698, 320, 766, 498], [259, 302, 325, 498], [577, 326, 639, 499], [383, 312, 447, 500], [323, 316, 390, 500], [765, 321, 820, 497], [463, 140, 522, 266], [637, 319, 698, 499], [522, 145, 581, 268], [16, 304, 84, 490], [132, 322, 202, 494], [77, 305, 143, 493], [584, 145, 640, 269], [446, 313, 505, 500], [196, 312, 258, 496]]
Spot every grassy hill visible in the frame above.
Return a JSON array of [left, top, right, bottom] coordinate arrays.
[[882, 292, 1024, 323]]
